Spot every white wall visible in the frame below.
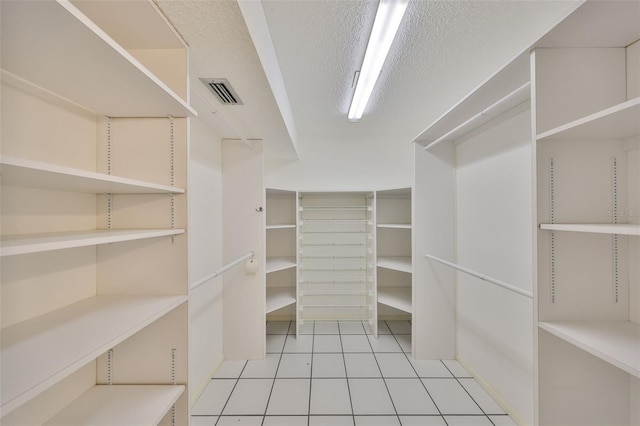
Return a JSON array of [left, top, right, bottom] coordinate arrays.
[[265, 137, 413, 191], [188, 116, 224, 405], [455, 105, 534, 425]]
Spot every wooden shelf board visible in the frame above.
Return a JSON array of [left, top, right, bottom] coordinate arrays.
[[0, 156, 184, 194], [266, 288, 296, 314], [1, 295, 187, 415], [537, 97, 640, 141], [1, 229, 185, 257], [1, 1, 196, 117], [266, 257, 297, 274], [44, 385, 184, 426], [377, 287, 412, 314], [540, 223, 640, 236], [377, 257, 412, 273], [539, 321, 640, 379], [377, 224, 412, 229], [266, 224, 296, 230]]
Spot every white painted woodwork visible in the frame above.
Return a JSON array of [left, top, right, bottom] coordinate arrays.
[[44, 385, 184, 426], [376, 257, 412, 274], [540, 223, 640, 236], [266, 288, 297, 314], [377, 287, 411, 314], [266, 257, 297, 274]]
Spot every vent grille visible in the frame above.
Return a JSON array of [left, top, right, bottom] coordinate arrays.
[[200, 78, 243, 105]]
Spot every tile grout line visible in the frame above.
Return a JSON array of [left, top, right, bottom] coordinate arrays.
[[368, 320, 402, 425], [260, 321, 289, 425], [440, 360, 497, 425], [306, 321, 316, 426], [214, 359, 249, 426], [339, 321, 356, 426], [389, 321, 447, 426]]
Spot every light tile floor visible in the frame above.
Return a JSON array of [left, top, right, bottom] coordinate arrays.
[[191, 321, 516, 426]]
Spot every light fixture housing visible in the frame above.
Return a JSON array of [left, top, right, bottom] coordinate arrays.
[[348, 0, 409, 122]]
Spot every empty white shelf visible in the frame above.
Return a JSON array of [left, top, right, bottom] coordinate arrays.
[[266, 224, 296, 230], [377, 224, 412, 229], [1, 229, 185, 257], [540, 223, 640, 236], [1, 295, 187, 415], [266, 288, 296, 313], [44, 385, 184, 426], [300, 206, 371, 211], [537, 97, 640, 141], [1, 1, 196, 117], [377, 257, 412, 273], [0, 156, 185, 194], [539, 321, 640, 379], [377, 287, 412, 314], [266, 257, 297, 273]]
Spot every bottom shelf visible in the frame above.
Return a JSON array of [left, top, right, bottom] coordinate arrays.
[[266, 287, 296, 314], [45, 385, 184, 425], [377, 287, 412, 314], [539, 320, 640, 379]]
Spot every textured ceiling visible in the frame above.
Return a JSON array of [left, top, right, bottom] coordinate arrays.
[[156, 0, 581, 162]]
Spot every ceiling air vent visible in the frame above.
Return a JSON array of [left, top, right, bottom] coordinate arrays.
[[201, 78, 244, 105]]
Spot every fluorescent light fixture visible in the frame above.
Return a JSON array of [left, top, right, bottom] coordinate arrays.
[[348, 0, 409, 121]]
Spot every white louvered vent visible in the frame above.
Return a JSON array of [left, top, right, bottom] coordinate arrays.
[[200, 78, 243, 105]]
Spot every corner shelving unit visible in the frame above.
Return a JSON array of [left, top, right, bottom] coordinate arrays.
[[1, 1, 193, 424], [375, 188, 412, 320], [297, 192, 376, 333], [533, 3, 639, 423], [265, 189, 298, 325]]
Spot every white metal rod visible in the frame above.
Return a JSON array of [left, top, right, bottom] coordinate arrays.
[[190, 251, 254, 291], [424, 253, 532, 299], [424, 82, 531, 151]]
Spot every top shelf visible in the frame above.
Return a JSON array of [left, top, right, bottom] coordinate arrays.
[[537, 97, 640, 141], [0, 156, 184, 194], [1, 0, 196, 118]]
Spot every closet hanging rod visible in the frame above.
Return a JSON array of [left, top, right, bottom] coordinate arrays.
[[191, 251, 254, 290], [424, 253, 532, 299], [423, 82, 531, 151]]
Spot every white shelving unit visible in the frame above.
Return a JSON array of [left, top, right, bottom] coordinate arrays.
[[375, 188, 412, 324], [1, 1, 192, 424], [297, 192, 376, 331], [265, 189, 298, 325], [534, 7, 640, 422]]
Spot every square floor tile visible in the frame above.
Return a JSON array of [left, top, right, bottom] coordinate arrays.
[[314, 334, 343, 353], [313, 353, 347, 378], [375, 353, 416, 378], [408, 359, 453, 378], [216, 416, 264, 425], [213, 360, 247, 378], [442, 360, 472, 377], [344, 353, 381, 378], [310, 379, 352, 415], [443, 416, 493, 425], [310, 416, 354, 426], [263, 416, 309, 426], [370, 321, 391, 335], [339, 321, 367, 334], [298, 321, 315, 334], [315, 321, 339, 334], [367, 334, 402, 352], [489, 415, 517, 425], [191, 379, 235, 415], [266, 379, 310, 415], [284, 334, 314, 353], [399, 416, 447, 425], [190, 416, 217, 426], [222, 379, 273, 415], [277, 353, 312, 378], [354, 416, 400, 425], [385, 379, 439, 414], [459, 378, 505, 415], [386, 321, 411, 335], [395, 334, 412, 352], [241, 354, 280, 378], [422, 379, 483, 415], [348, 378, 396, 415], [267, 334, 286, 353], [267, 321, 291, 335], [341, 335, 372, 352]]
